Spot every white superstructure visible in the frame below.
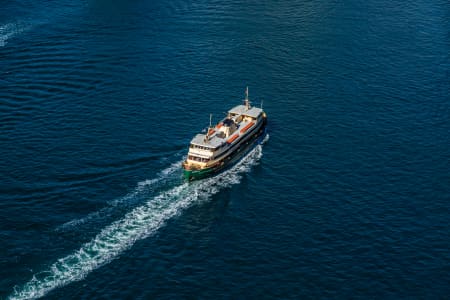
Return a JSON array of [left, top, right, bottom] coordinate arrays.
[[183, 87, 266, 171]]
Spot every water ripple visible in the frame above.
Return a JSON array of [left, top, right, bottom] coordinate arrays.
[[0, 22, 31, 47], [9, 140, 265, 300]]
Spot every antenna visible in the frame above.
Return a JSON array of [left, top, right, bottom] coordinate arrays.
[[244, 86, 250, 110], [205, 114, 213, 142], [204, 113, 213, 143]]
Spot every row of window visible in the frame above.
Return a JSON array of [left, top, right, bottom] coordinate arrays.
[[190, 144, 225, 151], [190, 144, 214, 151], [188, 155, 210, 163]]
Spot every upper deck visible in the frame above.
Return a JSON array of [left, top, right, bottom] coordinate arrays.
[[189, 104, 264, 150], [228, 105, 263, 119]]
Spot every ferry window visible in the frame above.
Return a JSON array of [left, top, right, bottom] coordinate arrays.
[[189, 155, 210, 162]]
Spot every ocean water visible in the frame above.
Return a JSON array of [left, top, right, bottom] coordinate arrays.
[[1, 0, 449, 299]]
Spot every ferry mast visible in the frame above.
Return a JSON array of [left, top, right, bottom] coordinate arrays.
[[244, 86, 251, 110]]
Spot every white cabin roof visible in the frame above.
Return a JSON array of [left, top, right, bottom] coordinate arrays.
[[228, 105, 263, 119], [191, 133, 224, 148], [189, 103, 264, 149]]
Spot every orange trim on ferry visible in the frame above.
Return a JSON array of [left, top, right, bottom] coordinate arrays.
[[216, 123, 223, 129], [240, 122, 255, 134], [208, 129, 216, 135], [227, 134, 239, 144]]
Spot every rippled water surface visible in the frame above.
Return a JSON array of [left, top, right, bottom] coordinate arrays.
[[1, 0, 449, 299]]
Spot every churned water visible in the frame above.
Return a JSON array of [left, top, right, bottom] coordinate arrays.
[[1, 0, 449, 299]]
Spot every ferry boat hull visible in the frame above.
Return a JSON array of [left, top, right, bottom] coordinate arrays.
[[182, 88, 267, 181], [183, 120, 267, 181]]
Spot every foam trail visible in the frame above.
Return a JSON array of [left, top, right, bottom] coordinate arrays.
[[10, 142, 265, 300], [56, 159, 184, 232], [0, 22, 30, 47]]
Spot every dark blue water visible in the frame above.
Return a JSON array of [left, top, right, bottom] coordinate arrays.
[[1, 0, 449, 299]]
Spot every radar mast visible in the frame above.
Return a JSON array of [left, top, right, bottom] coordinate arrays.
[[244, 86, 251, 110]]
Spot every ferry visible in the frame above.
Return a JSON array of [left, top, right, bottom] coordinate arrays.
[[182, 88, 267, 180]]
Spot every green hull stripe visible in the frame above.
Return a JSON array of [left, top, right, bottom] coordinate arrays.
[[183, 167, 216, 180]]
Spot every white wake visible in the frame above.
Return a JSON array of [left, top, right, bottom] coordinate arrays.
[[10, 140, 266, 300], [55, 159, 184, 232], [0, 22, 30, 47]]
